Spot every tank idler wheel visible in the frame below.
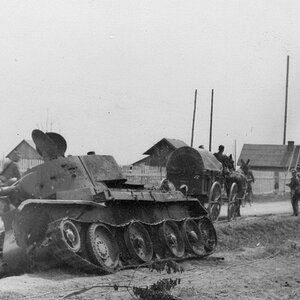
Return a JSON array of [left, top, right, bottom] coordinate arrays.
[[61, 220, 81, 253], [208, 182, 222, 222], [159, 221, 185, 258], [198, 217, 217, 254], [182, 219, 205, 256], [86, 223, 119, 273], [124, 222, 153, 263], [227, 182, 238, 222]]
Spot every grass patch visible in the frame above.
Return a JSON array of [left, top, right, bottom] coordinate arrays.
[[215, 216, 300, 251]]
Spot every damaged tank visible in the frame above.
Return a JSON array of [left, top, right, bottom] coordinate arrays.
[[0, 129, 217, 275]]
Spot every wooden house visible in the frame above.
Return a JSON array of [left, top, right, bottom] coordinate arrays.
[[123, 138, 188, 187], [132, 138, 188, 167], [5, 139, 43, 174], [238, 141, 299, 193]]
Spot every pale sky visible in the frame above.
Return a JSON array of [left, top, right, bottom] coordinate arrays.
[[0, 0, 300, 165]]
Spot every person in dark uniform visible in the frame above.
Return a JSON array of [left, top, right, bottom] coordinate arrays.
[[240, 159, 255, 203], [286, 168, 299, 216], [214, 145, 226, 165]]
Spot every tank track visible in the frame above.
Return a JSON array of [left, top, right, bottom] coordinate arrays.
[[43, 216, 217, 274], [46, 219, 105, 274]]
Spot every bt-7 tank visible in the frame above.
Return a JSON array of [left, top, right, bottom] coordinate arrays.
[[0, 130, 217, 275]]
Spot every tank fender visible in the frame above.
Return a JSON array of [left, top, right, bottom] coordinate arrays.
[[17, 199, 105, 213]]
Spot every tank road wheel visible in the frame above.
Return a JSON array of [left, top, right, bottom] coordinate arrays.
[[227, 182, 238, 221], [86, 223, 119, 273], [159, 221, 185, 258], [198, 217, 217, 254], [124, 222, 153, 263], [182, 219, 205, 256], [61, 220, 81, 253], [208, 182, 222, 222]]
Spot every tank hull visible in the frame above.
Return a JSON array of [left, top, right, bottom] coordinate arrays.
[[0, 130, 218, 275]]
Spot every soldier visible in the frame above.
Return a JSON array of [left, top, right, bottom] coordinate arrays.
[[240, 159, 255, 204], [286, 168, 299, 216], [214, 145, 226, 164], [0, 151, 21, 185]]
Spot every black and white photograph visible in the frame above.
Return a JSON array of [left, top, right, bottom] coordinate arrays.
[[0, 1, 299, 299]]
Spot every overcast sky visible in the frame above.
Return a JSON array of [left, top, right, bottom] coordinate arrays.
[[1, 0, 300, 165]]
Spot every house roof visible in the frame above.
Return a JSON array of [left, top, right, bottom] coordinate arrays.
[[238, 143, 300, 169], [24, 139, 36, 150], [131, 156, 150, 166], [6, 139, 40, 158], [143, 138, 188, 155]]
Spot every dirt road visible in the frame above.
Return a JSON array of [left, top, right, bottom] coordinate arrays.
[[0, 199, 299, 300], [220, 199, 292, 218]]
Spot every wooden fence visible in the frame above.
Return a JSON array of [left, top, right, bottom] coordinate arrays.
[[122, 165, 166, 187], [252, 171, 291, 195], [122, 166, 292, 195]]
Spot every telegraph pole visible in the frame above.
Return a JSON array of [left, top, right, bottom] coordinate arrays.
[[283, 55, 290, 145], [190, 89, 197, 147], [234, 139, 237, 169], [209, 89, 214, 151]]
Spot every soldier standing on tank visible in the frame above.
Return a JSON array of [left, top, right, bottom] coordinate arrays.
[[0, 151, 21, 185], [286, 168, 299, 216]]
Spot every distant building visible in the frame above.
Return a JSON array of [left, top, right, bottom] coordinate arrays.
[[132, 138, 188, 167], [238, 141, 299, 171], [238, 141, 299, 193], [5, 139, 43, 174]]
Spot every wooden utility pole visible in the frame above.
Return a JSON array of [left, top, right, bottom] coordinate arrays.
[[209, 89, 214, 151], [190, 89, 197, 147], [234, 139, 237, 169], [283, 55, 290, 145]]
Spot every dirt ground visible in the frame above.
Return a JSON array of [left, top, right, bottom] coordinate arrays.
[[0, 199, 300, 300]]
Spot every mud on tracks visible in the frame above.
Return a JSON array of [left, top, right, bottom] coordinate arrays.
[[0, 214, 300, 300]]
